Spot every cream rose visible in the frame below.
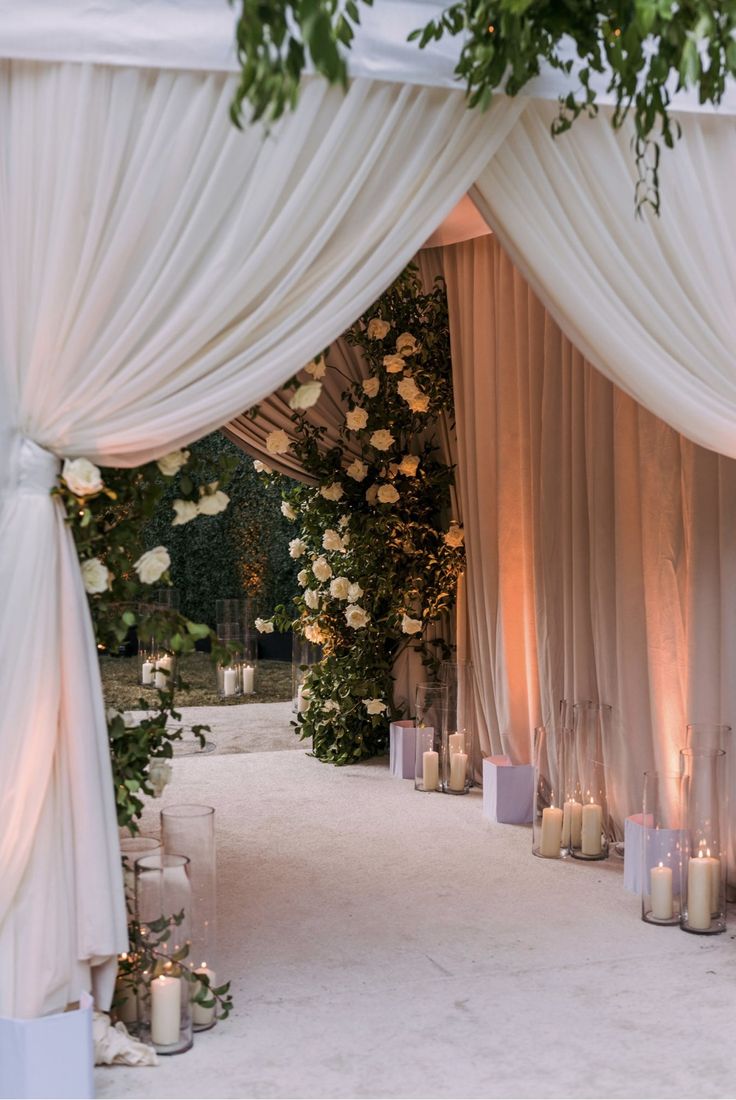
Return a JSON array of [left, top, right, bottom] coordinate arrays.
[[444, 524, 465, 548], [134, 546, 170, 585], [377, 483, 400, 504], [401, 613, 423, 635], [297, 568, 309, 586], [304, 622, 327, 644], [396, 332, 420, 356], [290, 381, 322, 410], [320, 482, 344, 502], [323, 699, 340, 713], [312, 556, 333, 582], [305, 356, 327, 379], [81, 557, 111, 595], [345, 604, 370, 629], [365, 485, 378, 505], [255, 617, 274, 633], [148, 759, 173, 798], [362, 376, 380, 398], [330, 576, 350, 600], [409, 394, 430, 413], [398, 454, 420, 476], [370, 430, 395, 452], [347, 581, 363, 602], [289, 538, 307, 559], [253, 459, 272, 474], [346, 407, 369, 431], [266, 429, 291, 455], [383, 354, 405, 374], [346, 458, 368, 482], [397, 377, 420, 404], [281, 501, 297, 520], [156, 449, 190, 477], [198, 485, 230, 516], [338, 514, 350, 528], [62, 457, 103, 497], [304, 588, 320, 610], [367, 318, 391, 339], [322, 529, 344, 552], [172, 499, 198, 526], [363, 698, 387, 715]]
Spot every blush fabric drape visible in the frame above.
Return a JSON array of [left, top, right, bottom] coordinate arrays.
[[445, 234, 736, 831], [0, 58, 522, 1018]]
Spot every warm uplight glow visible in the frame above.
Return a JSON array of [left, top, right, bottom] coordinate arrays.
[[614, 27, 621, 36], [488, 24, 495, 32]]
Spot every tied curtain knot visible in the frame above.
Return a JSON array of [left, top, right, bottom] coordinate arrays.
[[16, 436, 60, 494]]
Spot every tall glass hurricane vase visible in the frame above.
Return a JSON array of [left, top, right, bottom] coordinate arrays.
[[440, 660, 474, 791], [679, 748, 728, 934], [414, 683, 447, 793], [641, 772, 682, 925]]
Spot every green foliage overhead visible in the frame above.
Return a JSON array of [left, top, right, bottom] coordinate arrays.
[[229, 0, 736, 211]]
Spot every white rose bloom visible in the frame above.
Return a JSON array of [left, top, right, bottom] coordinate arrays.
[[297, 568, 309, 586], [383, 354, 405, 374], [312, 556, 333, 582], [304, 588, 320, 610], [346, 458, 368, 482], [397, 377, 420, 403], [347, 581, 363, 602], [345, 604, 370, 629], [62, 457, 103, 497], [444, 524, 465, 548], [396, 332, 420, 356], [290, 380, 322, 410], [322, 529, 343, 552], [134, 546, 170, 584], [363, 698, 387, 715], [266, 429, 291, 455], [172, 499, 199, 526], [362, 376, 380, 398], [304, 622, 326, 644], [305, 356, 327, 379], [377, 483, 400, 504], [320, 482, 344, 502], [365, 485, 378, 505], [409, 394, 430, 413], [401, 613, 423, 635], [198, 487, 230, 516], [148, 759, 173, 798], [330, 576, 350, 600], [289, 538, 307, 559], [338, 514, 350, 528], [370, 429, 395, 452], [398, 454, 420, 476], [346, 407, 369, 431], [324, 699, 340, 712], [156, 449, 190, 477], [253, 459, 272, 474], [281, 501, 297, 520], [255, 617, 275, 633], [367, 318, 391, 339], [81, 557, 111, 594]]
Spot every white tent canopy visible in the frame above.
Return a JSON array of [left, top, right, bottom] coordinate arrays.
[[0, 0, 735, 1020]]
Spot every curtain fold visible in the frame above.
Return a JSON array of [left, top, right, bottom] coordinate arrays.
[[0, 59, 523, 1017]]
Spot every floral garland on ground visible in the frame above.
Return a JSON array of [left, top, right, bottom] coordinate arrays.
[[254, 265, 465, 764]]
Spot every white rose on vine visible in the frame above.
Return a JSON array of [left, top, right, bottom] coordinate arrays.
[[399, 454, 420, 476], [377, 483, 400, 504], [148, 759, 173, 798], [330, 576, 350, 600], [345, 604, 370, 629], [172, 499, 198, 526], [346, 407, 369, 431], [322, 529, 344, 552], [367, 318, 391, 339], [370, 429, 394, 451], [312, 556, 333, 582], [297, 568, 309, 586], [365, 485, 378, 505], [290, 381, 322, 410], [347, 581, 363, 602], [397, 377, 420, 403], [401, 613, 423, 635], [281, 501, 297, 520], [62, 457, 103, 497], [81, 557, 111, 594], [289, 538, 307, 559], [253, 459, 272, 474], [134, 546, 170, 584], [383, 354, 405, 374], [305, 356, 326, 379], [346, 459, 368, 482], [320, 482, 344, 502], [362, 377, 380, 398], [255, 617, 274, 633], [266, 429, 291, 455], [304, 588, 320, 610], [396, 332, 420, 356], [338, 514, 350, 528], [156, 449, 190, 477], [304, 622, 327, 644], [409, 394, 430, 413], [444, 524, 465, 547], [198, 484, 230, 516], [324, 699, 340, 712], [363, 698, 387, 715]]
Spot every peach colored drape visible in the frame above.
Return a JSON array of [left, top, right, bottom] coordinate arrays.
[[445, 235, 736, 830]]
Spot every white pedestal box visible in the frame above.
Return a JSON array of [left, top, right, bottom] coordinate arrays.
[[389, 720, 416, 779], [0, 992, 94, 1099], [482, 755, 534, 825]]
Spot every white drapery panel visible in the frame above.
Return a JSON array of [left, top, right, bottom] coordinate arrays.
[[472, 101, 736, 459], [0, 59, 523, 1017], [445, 235, 736, 830]]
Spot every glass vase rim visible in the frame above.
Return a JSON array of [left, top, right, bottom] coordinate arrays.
[[135, 852, 191, 872], [685, 722, 732, 733], [119, 834, 161, 849], [160, 803, 215, 818], [572, 700, 612, 713], [679, 747, 727, 759], [643, 769, 684, 779]]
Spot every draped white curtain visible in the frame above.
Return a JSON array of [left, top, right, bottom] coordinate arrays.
[[0, 59, 523, 1018], [445, 234, 736, 833]]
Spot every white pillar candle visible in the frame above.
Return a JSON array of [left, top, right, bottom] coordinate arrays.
[[687, 852, 716, 930], [155, 654, 173, 691], [448, 732, 465, 755], [223, 667, 238, 696], [581, 801, 603, 856], [242, 664, 255, 693], [706, 850, 721, 913], [151, 974, 181, 1046], [562, 800, 583, 849], [141, 660, 154, 685], [650, 863, 673, 920], [297, 684, 309, 713], [449, 751, 468, 791], [539, 806, 564, 857], [192, 965, 217, 1028], [422, 750, 439, 791]]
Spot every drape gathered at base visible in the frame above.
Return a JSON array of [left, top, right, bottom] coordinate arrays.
[[0, 59, 523, 1017]]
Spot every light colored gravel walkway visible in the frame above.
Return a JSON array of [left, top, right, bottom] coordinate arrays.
[[132, 701, 304, 755]]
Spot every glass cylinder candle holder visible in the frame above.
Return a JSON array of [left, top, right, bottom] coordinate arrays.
[[570, 758, 610, 861], [641, 771, 682, 926], [679, 747, 727, 935], [135, 854, 193, 1054], [216, 623, 242, 698], [441, 727, 471, 795], [241, 636, 257, 695], [216, 598, 242, 624], [153, 650, 177, 693], [414, 683, 447, 793], [161, 805, 217, 1030], [532, 724, 564, 858], [685, 723, 731, 752], [440, 659, 475, 786], [557, 727, 579, 857], [120, 835, 161, 915], [138, 636, 157, 688]]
